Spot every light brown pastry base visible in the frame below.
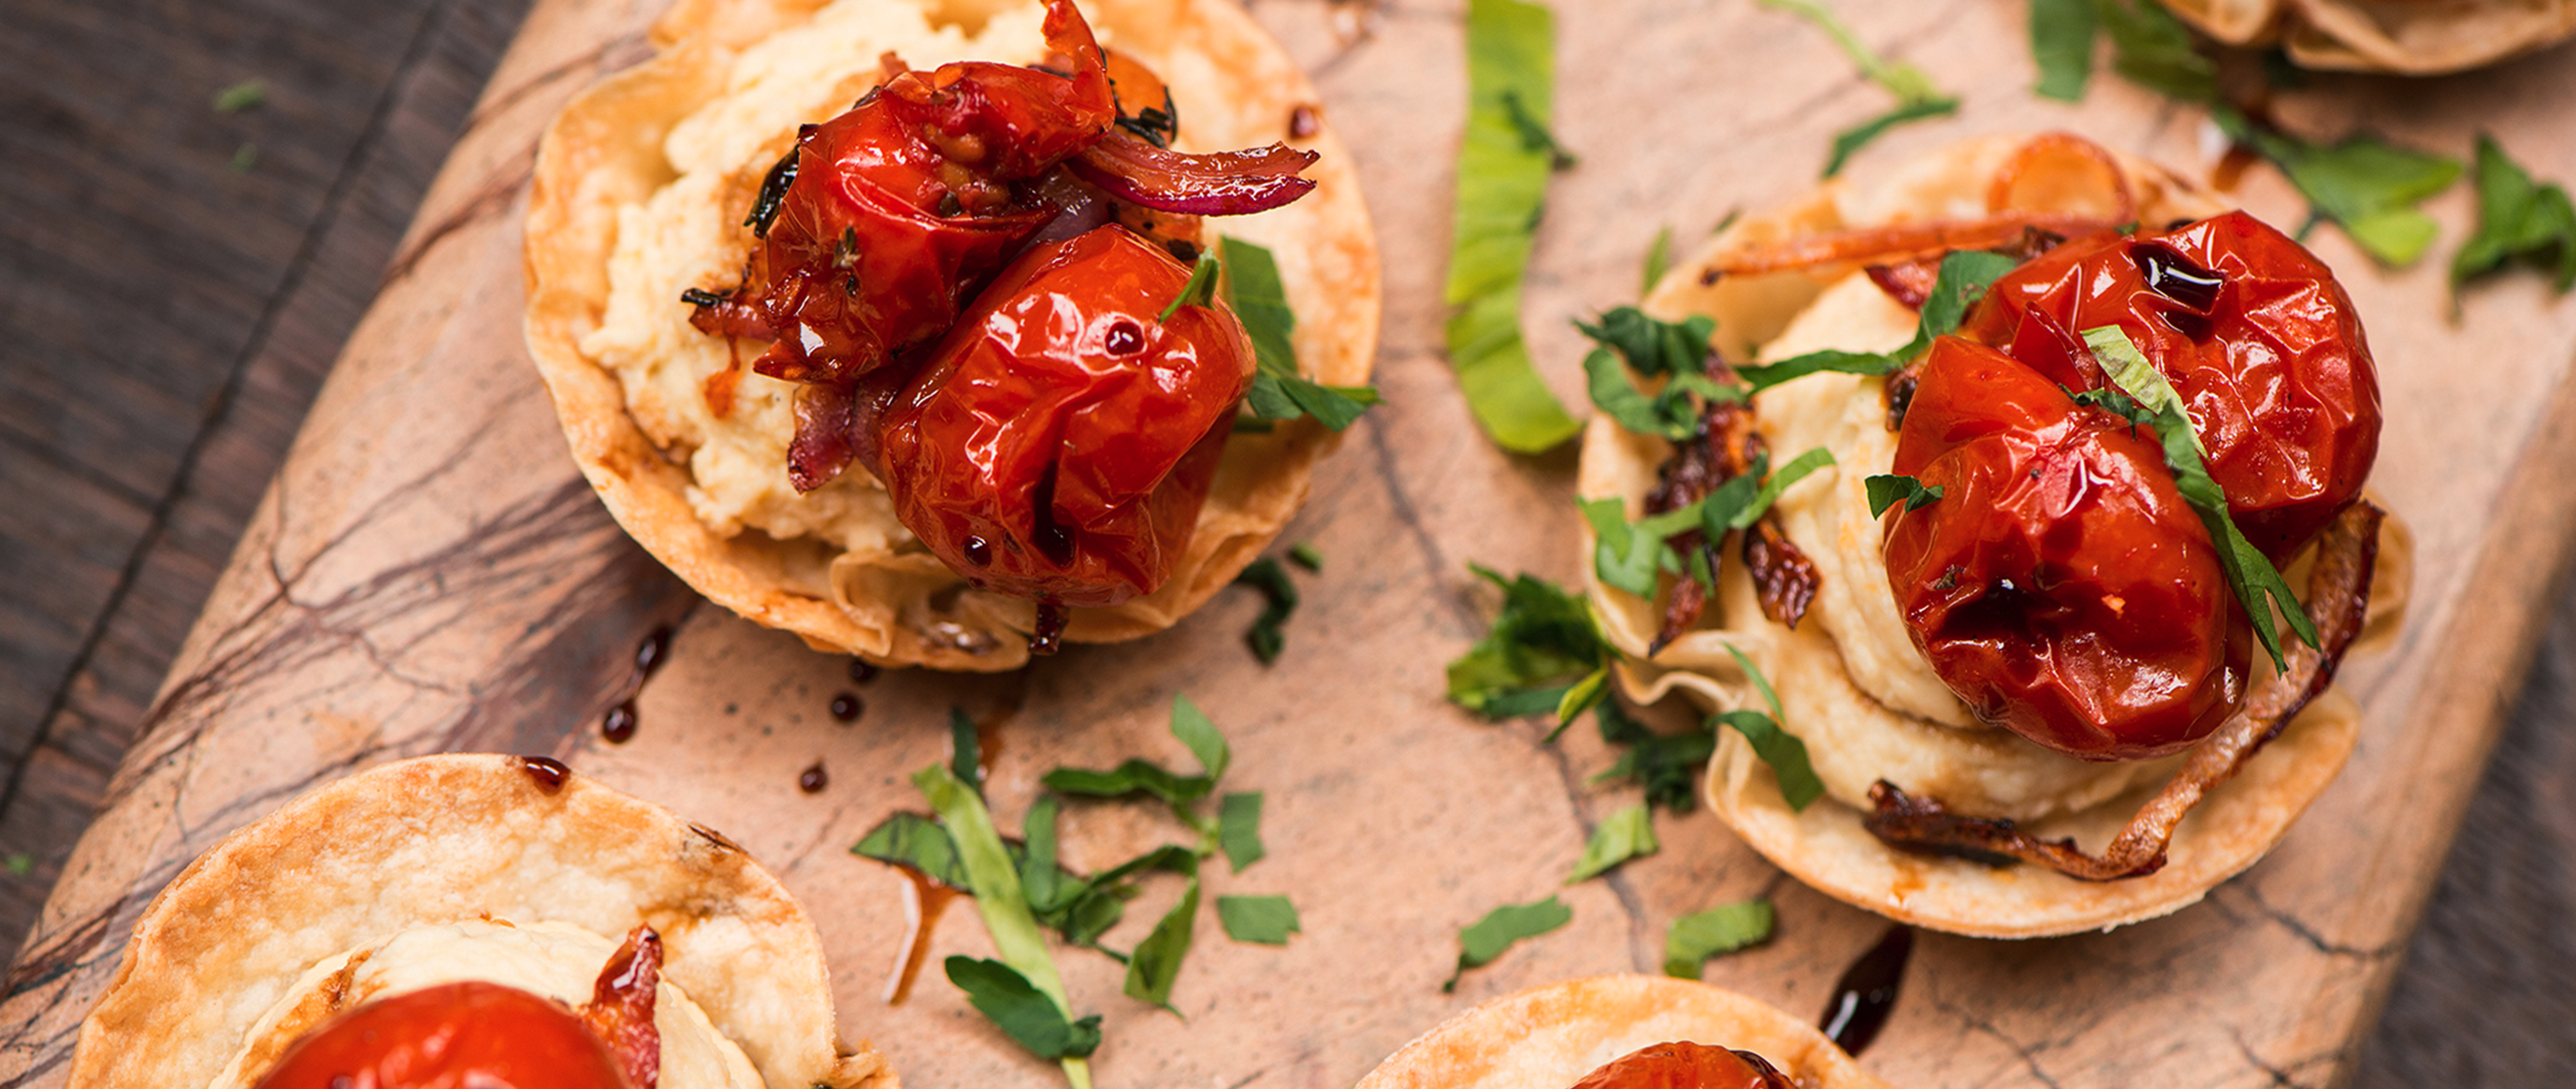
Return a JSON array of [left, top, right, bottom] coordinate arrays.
[[2158, 0, 2576, 75], [1353, 974, 1892, 1089], [523, 0, 1381, 670], [69, 754, 895, 1089]]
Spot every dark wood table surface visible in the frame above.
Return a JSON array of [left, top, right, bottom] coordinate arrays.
[[0, 0, 2568, 1083]]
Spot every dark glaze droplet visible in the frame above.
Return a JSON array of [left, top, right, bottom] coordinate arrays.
[[831, 693, 864, 722], [800, 762, 830, 793], [847, 659, 878, 684], [1819, 924, 1913, 1056], [962, 536, 992, 566], [634, 626, 675, 676], [601, 703, 638, 744], [1288, 103, 1321, 139], [2134, 241, 2224, 313], [1028, 602, 1068, 657], [1105, 319, 1146, 356], [518, 756, 572, 793]]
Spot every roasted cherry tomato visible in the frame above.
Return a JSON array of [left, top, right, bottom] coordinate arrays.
[[250, 981, 632, 1089], [873, 225, 1253, 607], [746, 0, 1113, 385], [1566, 1041, 1797, 1089], [1886, 337, 2251, 760], [1961, 211, 2380, 561]]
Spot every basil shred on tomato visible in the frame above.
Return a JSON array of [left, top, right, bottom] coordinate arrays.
[[680, 0, 1328, 624], [1883, 211, 2381, 760]]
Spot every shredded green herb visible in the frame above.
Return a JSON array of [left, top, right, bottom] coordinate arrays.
[[1642, 225, 1676, 296], [2095, 0, 2215, 101], [2451, 134, 2576, 302], [1566, 804, 1659, 883], [1444, 0, 1585, 452], [2081, 326, 2318, 670], [1864, 473, 1944, 516], [1445, 566, 1612, 720], [1288, 541, 1325, 572], [228, 143, 258, 174], [2212, 105, 2460, 268], [1234, 558, 1299, 664], [1663, 899, 1776, 979], [1216, 894, 1302, 945], [1443, 895, 1574, 992], [1715, 644, 1822, 811], [1161, 251, 1223, 320], [1219, 791, 1266, 872], [1122, 852, 1201, 1010], [2028, 0, 2096, 101], [950, 707, 984, 793], [915, 763, 1095, 1089], [1741, 250, 2015, 389], [1757, 0, 1960, 176], [213, 80, 266, 113], [1592, 699, 1716, 812], [944, 957, 1104, 1061], [1223, 237, 1381, 429]]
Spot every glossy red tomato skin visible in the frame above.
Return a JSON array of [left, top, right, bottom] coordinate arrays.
[[1565, 1041, 1794, 1089], [249, 981, 632, 1089], [1887, 337, 2251, 760], [1961, 211, 2380, 562], [874, 225, 1253, 606]]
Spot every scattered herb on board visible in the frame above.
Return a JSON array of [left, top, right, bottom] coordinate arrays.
[[1444, 0, 1585, 452], [2029, 0, 2217, 103], [1565, 803, 1659, 883], [1, 853, 30, 878], [1216, 894, 1303, 945], [228, 143, 258, 174], [1443, 895, 1574, 992], [1444, 566, 1614, 724], [1223, 237, 1381, 428], [914, 763, 1099, 1088], [1717, 643, 1824, 811], [2082, 326, 2319, 670], [1864, 473, 1944, 516], [1288, 541, 1325, 572], [1742, 250, 2017, 389], [1219, 791, 1266, 871], [1578, 444, 1832, 600], [1642, 225, 1676, 295], [2027, 0, 2096, 101], [1234, 558, 1300, 663], [212, 80, 266, 113], [2211, 105, 2461, 268], [1591, 699, 1717, 812], [1664, 899, 1776, 979], [2451, 134, 2576, 304], [1756, 0, 1960, 176], [949, 706, 984, 792]]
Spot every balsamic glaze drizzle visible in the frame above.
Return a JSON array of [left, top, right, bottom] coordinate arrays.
[[1819, 924, 1914, 1056]]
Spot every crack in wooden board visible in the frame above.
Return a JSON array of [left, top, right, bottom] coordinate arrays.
[[5, 1, 2576, 1086]]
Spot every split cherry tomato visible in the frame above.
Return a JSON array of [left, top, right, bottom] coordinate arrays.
[[250, 981, 631, 1089], [1565, 1041, 1797, 1089], [873, 225, 1253, 607], [1886, 337, 2251, 760], [1961, 211, 2380, 561]]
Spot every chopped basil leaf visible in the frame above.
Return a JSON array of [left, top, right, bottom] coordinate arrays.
[[1555, 667, 1612, 733], [1719, 446, 1834, 532], [1169, 693, 1231, 783], [1582, 497, 1673, 598], [1043, 761, 1215, 806], [2096, 0, 2214, 101], [950, 707, 983, 793], [1224, 237, 1382, 431], [2028, 0, 2096, 101], [1566, 803, 1659, 883], [2212, 105, 2460, 267], [1643, 225, 1676, 295], [1500, 89, 1578, 170], [229, 143, 258, 174], [1020, 796, 1073, 915], [1758, 0, 1959, 176], [1663, 899, 1776, 979], [1445, 566, 1613, 718], [853, 811, 972, 887], [1121, 852, 1202, 1010], [1578, 308, 1719, 378], [1218, 791, 1266, 872], [1585, 350, 1697, 440], [1289, 541, 1324, 572], [1864, 473, 1944, 516], [944, 957, 1104, 1060], [1442, 895, 1574, 993], [213, 80, 266, 113], [915, 764, 1094, 1088], [1592, 699, 1717, 812], [1446, 0, 1585, 453], [2452, 134, 2576, 299], [1825, 97, 1961, 178], [2082, 326, 2318, 669], [1216, 894, 1302, 945], [1742, 251, 2014, 389], [1715, 710, 1823, 811], [1160, 251, 1223, 321], [1724, 641, 1787, 721], [1234, 559, 1299, 664]]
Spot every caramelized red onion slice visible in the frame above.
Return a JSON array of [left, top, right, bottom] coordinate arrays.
[[1707, 211, 2119, 279], [1745, 520, 1820, 630], [1066, 129, 1319, 215], [787, 382, 860, 493], [1643, 380, 1822, 655], [1861, 501, 2385, 880], [581, 925, 664, 1089]]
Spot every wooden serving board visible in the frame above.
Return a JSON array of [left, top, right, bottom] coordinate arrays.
[[5, 1, 2573, 1085]]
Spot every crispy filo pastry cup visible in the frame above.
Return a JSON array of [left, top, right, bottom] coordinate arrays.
[[1578, 133, 2413, 938], [69, 754, 892, 1089], [525, 0, 1380, 671], [2157, 0, 2576, 75], [1355, 974, 1890, 1089]]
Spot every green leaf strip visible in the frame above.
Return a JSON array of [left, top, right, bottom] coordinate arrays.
[[1662, 899, 1776, 979], [1443, 895, 1574, 992], [1566, 803, 1659, 883], [1216, 894, 1302, 945]]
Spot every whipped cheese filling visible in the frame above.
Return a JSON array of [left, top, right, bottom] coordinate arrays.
[[211, 919, 761, 1089]]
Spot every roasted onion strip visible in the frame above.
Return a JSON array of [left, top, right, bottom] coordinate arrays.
[[582, 924, 665, 1089], [1862, 501, 2383, 880], [1067, 129, 1318, 215]]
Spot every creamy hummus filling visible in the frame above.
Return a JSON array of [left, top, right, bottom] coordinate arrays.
[[210, 919, 762, 1089], [578, 0, 1058, 557]]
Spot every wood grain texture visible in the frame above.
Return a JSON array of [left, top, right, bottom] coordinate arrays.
[[2, 1, 2574, 1086]]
